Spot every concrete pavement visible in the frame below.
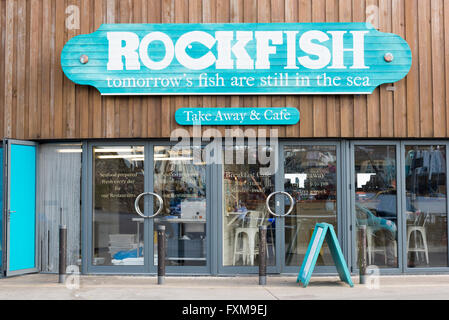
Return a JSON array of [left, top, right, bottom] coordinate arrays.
[[0, 274, 448, 300]]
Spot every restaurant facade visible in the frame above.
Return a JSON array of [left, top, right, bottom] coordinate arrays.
[[1, 0, 449, 277]]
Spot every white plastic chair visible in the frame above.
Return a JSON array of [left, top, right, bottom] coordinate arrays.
[[232, 210, 265, 266], [406, 212, 429, 264], [407, 225, 429, 264], [367, 227, 397, 265]]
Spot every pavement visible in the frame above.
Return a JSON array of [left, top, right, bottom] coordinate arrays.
[[1, 273, 449, 300]]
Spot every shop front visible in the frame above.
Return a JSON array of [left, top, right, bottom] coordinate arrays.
[[1, 0, 449, 277]]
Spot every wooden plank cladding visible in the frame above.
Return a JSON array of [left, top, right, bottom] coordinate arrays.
[[0, 0, 447, 139]]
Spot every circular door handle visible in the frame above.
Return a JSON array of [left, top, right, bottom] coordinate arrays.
[[134, 192, 164, 219], [266, 191, 295, 217]]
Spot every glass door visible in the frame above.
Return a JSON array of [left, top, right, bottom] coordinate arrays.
[[89, 144, 146, 273], [350, 142, 401, 273], [219, 143, 279, 273], [282, 142, 342, 273], [87, 141, 212, 274], [402, 143, 448, 270], [152, 144, 210, 274]]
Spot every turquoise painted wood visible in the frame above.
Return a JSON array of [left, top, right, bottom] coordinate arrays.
[[175, 107, 299, 125], [61, 23, 412, 96], [297, 223, 353, 288], [9, 144, 36, 272]]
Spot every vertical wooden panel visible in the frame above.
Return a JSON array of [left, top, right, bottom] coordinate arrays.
[[242, 0, 257, 137], [445, 0, 449, 137], [405, 0, 420, 137], [0, 0, 4, 138], [117, 0, 130, 137], [186, 0, 202, 137], [298, 0, 313, 137], [257, 0, 271, 136], [4, 0, 14, 138], [147, 0, 162, 138], [216, 0, 230, 137], [40, 0, 51, 139], [325, 0, 340, 137], [431, 0, 446, 137], [132, 0, 145, 137], [379, 0, 394, 137], [3, 1, 15, 137], [366, 0, 380, 137], [339, 0, 354, 137], [54, 0, 65, 138], [65, 0, 78, 138], [173, 0, 188, 136], [78, 0, 90, 138], [160, 0, 174, 138], [312, 0, 327, 137], [418, 0, 433, 137], [352, 0, 368, 138], [105, 0, 116, 138], [285, 0, 300, 137], [202, 0, 218, 137], [15, 0, 26, 139], [92, 0, 104, 138], [229, 0, 243, 137], [270, 0, 286, 137], [392, 0, 407, 137], [29, 0, 41, 138]]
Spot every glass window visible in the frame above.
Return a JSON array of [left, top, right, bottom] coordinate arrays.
[[354, 145, 398, 268], [38, 143, 83, 272], [405, 145, 448, 268], [92, 146, 144, 266], [153, 146, 207, 267], [284, 145, 338, 267], [222, 145, 275, 266]]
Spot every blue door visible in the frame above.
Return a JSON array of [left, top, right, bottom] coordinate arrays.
[[5, 140, 37, 276]]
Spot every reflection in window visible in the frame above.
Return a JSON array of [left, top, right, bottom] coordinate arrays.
[[284, 145, 338, 267], [93, 146, 144, 266], [354, 145, 398, 268], [223, 145, 275, 266], [153, 146, 207, 267], [405, 145, 447, 267]]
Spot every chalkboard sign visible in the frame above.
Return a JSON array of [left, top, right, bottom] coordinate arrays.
[[297, 223, 353, 288]]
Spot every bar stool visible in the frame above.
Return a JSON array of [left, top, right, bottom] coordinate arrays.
[[367, 227, 397, 265], [407, 226, 429, 264], [232, 211, 264, 266]]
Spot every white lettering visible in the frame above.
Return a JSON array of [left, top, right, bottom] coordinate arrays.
[[327, 31, 369, 69], [107, 32, 140, 70], [139, 32, 174, 70], [175, 31, 216, 70], [255, 31, 283, 69], [298, 30, 331, 70]]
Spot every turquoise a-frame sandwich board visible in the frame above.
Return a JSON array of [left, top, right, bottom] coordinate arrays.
[[297, 223, 354, 288]]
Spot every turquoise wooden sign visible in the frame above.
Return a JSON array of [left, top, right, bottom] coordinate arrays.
[[175, 107, 299, 125], [61, 23, 412, 95], [297, 223, 354, 288]]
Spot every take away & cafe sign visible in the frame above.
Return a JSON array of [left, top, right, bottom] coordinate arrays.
[[61, 23, 411, 95]]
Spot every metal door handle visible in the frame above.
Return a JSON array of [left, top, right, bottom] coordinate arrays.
[[134, 192, 164, 219], [266, 191, 295, 217]]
